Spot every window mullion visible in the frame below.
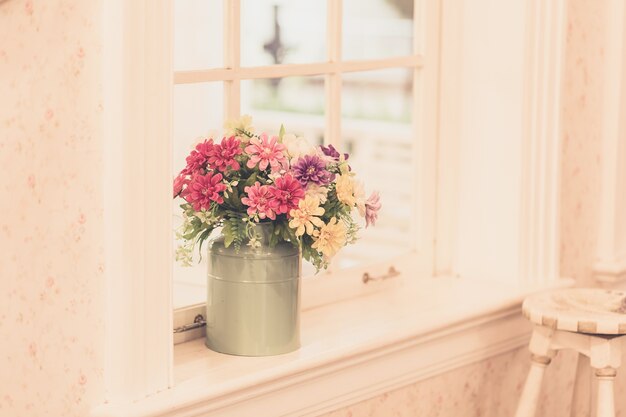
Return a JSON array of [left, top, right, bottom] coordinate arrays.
[[224, 0, 241, 119], [325, 0, 342, 146]]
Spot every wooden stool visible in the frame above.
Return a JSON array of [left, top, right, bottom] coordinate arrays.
[[515, 288, 626, 417]]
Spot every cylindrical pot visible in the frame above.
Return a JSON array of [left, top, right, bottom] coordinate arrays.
[[205, 222, 301, 356]]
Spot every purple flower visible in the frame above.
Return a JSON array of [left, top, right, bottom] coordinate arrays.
[[292, 155, 334, 186], [320, 144, 349, 161], [365, 191, 381, 228]]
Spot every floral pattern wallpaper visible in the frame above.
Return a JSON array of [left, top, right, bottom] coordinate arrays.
[[0, 0, 105, 416], [0, 0, 622, 416]]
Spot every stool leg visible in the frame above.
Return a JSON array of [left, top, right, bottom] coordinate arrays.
[[514, 354, 552, 417], [570, 353, 591, 417], [595, 368, 616, 417]]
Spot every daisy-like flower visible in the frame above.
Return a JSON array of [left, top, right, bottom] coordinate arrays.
[[241, 181, 278, 220], [207, 136, 242, 172], [365, 191, 382, 227], [305, 183, 329, 204], [245, 134, 289, 172], [181, 172, 227, 211], [335, 174, 356, 207], [185, 139, 213, 174], [283, 134, 315, 160], [289, 196, 325, 236], [269, 174, 305, 215], [224, 114, 255, 138], [312, 217, 347, 258], [292, 155, 334, 186]]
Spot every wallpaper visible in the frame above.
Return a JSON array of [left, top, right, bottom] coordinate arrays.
[[0, 0, 105, 416]]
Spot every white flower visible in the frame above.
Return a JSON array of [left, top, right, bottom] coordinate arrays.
[[282, 133, 315, 160], [305, 184, 329, 204], [224, 114, 254, 138]]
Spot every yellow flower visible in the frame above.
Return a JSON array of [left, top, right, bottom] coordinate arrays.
[[289, 196, 325, 236], [353, 180, 366, 217], [312, 217, 347, 258], [335, 174, 356, 207]]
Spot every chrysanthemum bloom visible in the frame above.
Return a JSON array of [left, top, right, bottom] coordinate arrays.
[[173, 171, 189, 198], [335, 174, 356, 207], [241, 181, 278, 220], [304, 183, 329, 204], [207, 136, 242, 172], [245, 134, 288, 172], [292, 155, 334, 186], [365, 191, 382, 227], [269, 174, 305, 215], [182, 172, 227, 211], [312, 217, 347, 258], [283, 134, 315, 160], [185, 139, 213, 174], [289, 196, 325, 236]]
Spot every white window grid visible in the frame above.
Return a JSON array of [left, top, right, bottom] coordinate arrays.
[[172, 0, 433, 309]]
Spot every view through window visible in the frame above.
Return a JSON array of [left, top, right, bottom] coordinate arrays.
[[173, 0, 417, 308]]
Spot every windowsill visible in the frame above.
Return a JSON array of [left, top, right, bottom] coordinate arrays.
[[93, 276, 573, 417]]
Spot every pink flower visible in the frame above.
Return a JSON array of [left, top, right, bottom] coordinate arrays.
[[365, 191, 381, 228], [269, 174, 305, 215], [241, 182, 278, 220], [173, 171, 188, 198], [245, 134, 288, 172], [185, 139, 214, 174], [207, 136, 242, 172], [181, 172, 227, 211]]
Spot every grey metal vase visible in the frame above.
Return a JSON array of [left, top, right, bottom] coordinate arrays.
[[206, 222, 301, 356]]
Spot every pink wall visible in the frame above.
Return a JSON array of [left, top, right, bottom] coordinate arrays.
[[0, 0, 621, 416], [0, 1, 105, 416]]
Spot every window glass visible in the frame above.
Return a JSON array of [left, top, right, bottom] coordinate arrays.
[[336, 68, 414, 269], [241, 0, 326, 66], [174, 0, 224, 70], [343, 0, 413, 61]]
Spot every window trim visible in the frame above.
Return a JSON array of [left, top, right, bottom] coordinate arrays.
[[171, 0, 440, 312], [98, 0, 568, 409]]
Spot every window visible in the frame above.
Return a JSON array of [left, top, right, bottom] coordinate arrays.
[[100, 0, 567, 408], [172, 0, 439, 312]]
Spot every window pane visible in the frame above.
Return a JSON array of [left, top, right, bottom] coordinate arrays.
[[337, 68, 414, 269], [241, 75, 325, 277], [241, 0, 326, 66], [172, 82, 224, 309], [174, 0, 223, 70], [343, 0, 413, 61]]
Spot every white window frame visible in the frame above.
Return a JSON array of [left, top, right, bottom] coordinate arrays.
[[98, 0, 569, 410], [172, 0, 439, 312]]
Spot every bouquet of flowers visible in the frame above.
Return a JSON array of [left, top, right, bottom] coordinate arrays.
[[173, 115, 381, 271]]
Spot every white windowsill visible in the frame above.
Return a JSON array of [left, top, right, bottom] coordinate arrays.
[[92, 276, 572, 417]]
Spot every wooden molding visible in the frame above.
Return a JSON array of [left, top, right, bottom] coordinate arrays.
[[594, 0, 626, 284], [92, 298, 532, 417], [102, 0, 173, 403]]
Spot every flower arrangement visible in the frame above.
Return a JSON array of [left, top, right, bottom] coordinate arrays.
[[173, 115, 381, 271]]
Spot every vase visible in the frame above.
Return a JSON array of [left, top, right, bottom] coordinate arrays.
[[205, 222, 301, 356]]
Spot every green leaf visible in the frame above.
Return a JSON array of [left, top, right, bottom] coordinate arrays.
[[223, 221, 235, 248], [279, 124, 286, 140], [244, 172, 258, 187]]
